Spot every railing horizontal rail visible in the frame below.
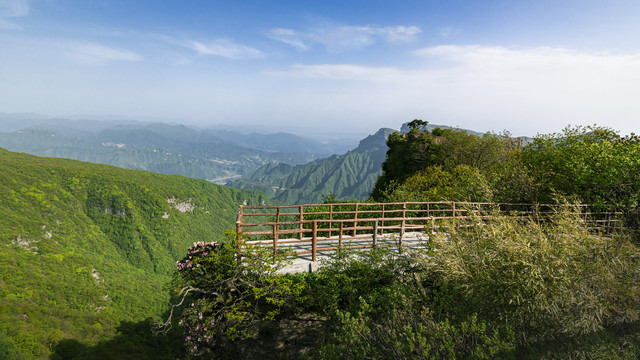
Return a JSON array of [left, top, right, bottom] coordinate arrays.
[[235, 201, 626, 265]]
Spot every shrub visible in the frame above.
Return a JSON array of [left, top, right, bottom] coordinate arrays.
[[384, 164, 493, 203], [422, 205, 640, 356], [162, 231, 304, 358], [309, 249, 518, 359]]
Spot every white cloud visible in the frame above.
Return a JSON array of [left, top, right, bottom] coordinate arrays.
[[188, 39, 264, 59], [66, 42, 142, 65], [266, 63, 402, 82], [268, 23, 421, 52], [311, 25, 376, 52], [412, 45, 640, 88], [267, 28, 309, 51], [381, 25, 422, 42], [413, 45, 640, 134]]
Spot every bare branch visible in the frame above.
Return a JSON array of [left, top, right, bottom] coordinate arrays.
[[153, 286, 200, 335]]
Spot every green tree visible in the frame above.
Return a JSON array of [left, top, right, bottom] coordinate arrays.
[[372, 125, 439, 199], [372, 123, 511, 202], [407, 119, 428, 131], [521, 125, 640, 212], [384, 165, 493, 203]]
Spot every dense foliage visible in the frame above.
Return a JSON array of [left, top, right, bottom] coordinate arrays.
[[317, 208, 640, 359], [372, 123, 509, 201], [172, 206, 640, 359], [373, 122, 640, 227], [0, 147, 269, 358], [520, 126, 640, 209], [165, 234, 305, 359]]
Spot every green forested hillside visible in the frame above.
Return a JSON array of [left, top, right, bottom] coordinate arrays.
[[0, 147, 269, 359], [228, 128, 394, 204]]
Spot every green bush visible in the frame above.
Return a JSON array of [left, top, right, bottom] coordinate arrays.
[[168, 232, 304, 358], [309, 249, 518, 359], [383, 164, 493, 203], [520, 125, 640, 211]]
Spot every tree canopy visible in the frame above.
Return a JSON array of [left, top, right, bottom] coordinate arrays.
[[373, 123, 640, 226]]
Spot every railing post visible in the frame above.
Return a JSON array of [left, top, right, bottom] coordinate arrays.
[[398, 228, 403, 253], [381, 203, 385, 236], [236, 205, 243, 262], [272, 223, 278, 265], [452, 202, 457, 228], [373, 220, 378, 248], [426, 202, 431, 230], [353, 203, 359, 236], [329, 204, 333, 238], [338, 221, 343, 254], [312, 220, 318, 262], [401, 202, 406, 240], [299, 205, 304, 240]]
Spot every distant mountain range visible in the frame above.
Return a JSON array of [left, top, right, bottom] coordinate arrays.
[[1, 114, 498, 205], [0, 115, 357, 184]]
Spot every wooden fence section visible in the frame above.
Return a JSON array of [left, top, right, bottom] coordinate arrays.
[[235, 201, 623, 264]]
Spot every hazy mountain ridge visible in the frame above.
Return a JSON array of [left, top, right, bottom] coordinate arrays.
[[0, 147, 270, 358], [0, 117, 356, 184], [228, 128, 395, 204]]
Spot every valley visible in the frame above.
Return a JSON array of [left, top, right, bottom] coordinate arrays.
[[0, 115, 356, 187]]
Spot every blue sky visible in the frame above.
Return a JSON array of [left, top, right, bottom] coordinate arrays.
[[1, 0, 640, 137]]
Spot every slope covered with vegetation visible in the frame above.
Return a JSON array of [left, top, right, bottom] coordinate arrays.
[[228, 128, 394, 204], [0, 147, 269, 359]]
